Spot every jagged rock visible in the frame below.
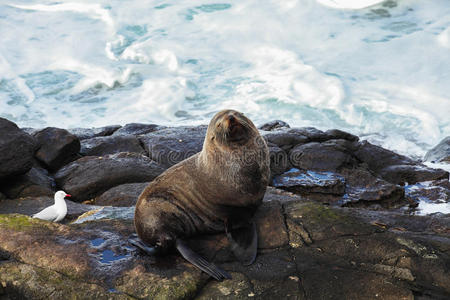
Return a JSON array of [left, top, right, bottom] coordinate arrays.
[[0, 118, 37, 179], [112, 123, 165, 136], [33, 127, 81, 171], [139, 126, 207, 168], [379, 164, 448, 185], [258, 120, 290, 131], [94, 182, 149, 207], [340, 168, 405, 208], [273, 168, 346, 195], [424, 136, 450, 163], [55, 152, 165, 202], [67, 125, 121, 140], [0, 166, 55, 199], [80, 135, 145, 156], [289, 140, 356, 172]]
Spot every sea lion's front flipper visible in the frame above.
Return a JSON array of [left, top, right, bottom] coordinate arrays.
[[128, 236, 158, 255], [225, 220, 258, 266], [175, 239, 232, 281]]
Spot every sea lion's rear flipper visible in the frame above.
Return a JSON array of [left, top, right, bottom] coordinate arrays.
[[226, 220, 258, 266], [128, 236, 158, 255], [175, 239, 232, 281]]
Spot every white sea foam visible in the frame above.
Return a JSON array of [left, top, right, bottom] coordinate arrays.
[[316, 0, 385, 9], [0, 0, 449, 159]]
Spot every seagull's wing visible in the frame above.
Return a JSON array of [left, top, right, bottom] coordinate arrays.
[[32, 205, 58, 221]]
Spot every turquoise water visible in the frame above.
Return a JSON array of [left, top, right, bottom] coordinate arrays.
[[0, 0, 449, 159]]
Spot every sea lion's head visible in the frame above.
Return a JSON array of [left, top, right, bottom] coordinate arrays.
[[206, 109, 258, 148]]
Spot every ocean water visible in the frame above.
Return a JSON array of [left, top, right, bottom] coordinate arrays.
[[1, 0, 449, 160]]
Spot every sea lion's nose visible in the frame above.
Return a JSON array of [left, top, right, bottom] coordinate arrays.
[[228, 115, 235, 123]]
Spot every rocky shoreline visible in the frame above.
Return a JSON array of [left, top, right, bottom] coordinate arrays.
[[1, 117, 449, 299]]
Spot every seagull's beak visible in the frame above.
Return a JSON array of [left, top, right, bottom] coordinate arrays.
[[65, 194, 71, 198]]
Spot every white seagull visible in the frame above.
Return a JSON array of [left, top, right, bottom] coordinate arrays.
[[32, 190, 70, 222]]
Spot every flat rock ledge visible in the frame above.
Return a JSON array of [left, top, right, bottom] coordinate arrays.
[[0, 188, 449, 299]]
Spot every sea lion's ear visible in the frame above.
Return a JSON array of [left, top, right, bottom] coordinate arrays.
[[225, 220, 258, 266], [175, 239, 232, 281]]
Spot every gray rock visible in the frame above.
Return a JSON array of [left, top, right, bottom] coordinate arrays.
[[0, 166, 55, 199], [379, 164, 448, 185], [68, 125, 121, 140], [325, 129, 359, 142], [112, 123, 165, 136], [262, 131, 309, 152], [289, 140, 356, 172], [80, 135, 145, 157], [258, 120, 290, 131], [55, 152, 165, 202], [0, 118, 38, 179], [139, 126, 207, 168], [354, 141, 417, 174], [33, 127, 81, 171], [424, 136, 450, 163], [94, 182, 149, 207]]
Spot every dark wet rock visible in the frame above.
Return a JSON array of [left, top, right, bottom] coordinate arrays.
[[289, 127, 330, 142], [268, 144, 291, 178], [258, 120, 290, 131], [112, 123, 165, 136], [354, 141, 417, 174], [262, 127, 358, 153], [340, 168, 405, 208], [94, 182, 149, 207], [80, 135, 145, 156], [33, 127, 81, 171], [379, 164, 448, 185], [424, 136, 450, 163], [0, 166, 55, 199], [325, 129, 359, 142], [285, 201, 450, 298], [67, 125, 121, 140], [290, 140, 356, 172], [55, 152, 165, 202], [0, 192, 6, 201], [262, 130, 309, 152], [0, 118, 37, 179], [139, 126, 207, 168], [273, 168, 346, 195]]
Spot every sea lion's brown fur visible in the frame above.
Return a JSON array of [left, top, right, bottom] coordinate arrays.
[[134, 109, 270, 253]]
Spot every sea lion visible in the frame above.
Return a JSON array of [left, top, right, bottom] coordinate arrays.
[[131, 109, 270, 280]]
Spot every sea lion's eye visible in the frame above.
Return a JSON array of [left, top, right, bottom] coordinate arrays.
[[211, 136, 215, 141]]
